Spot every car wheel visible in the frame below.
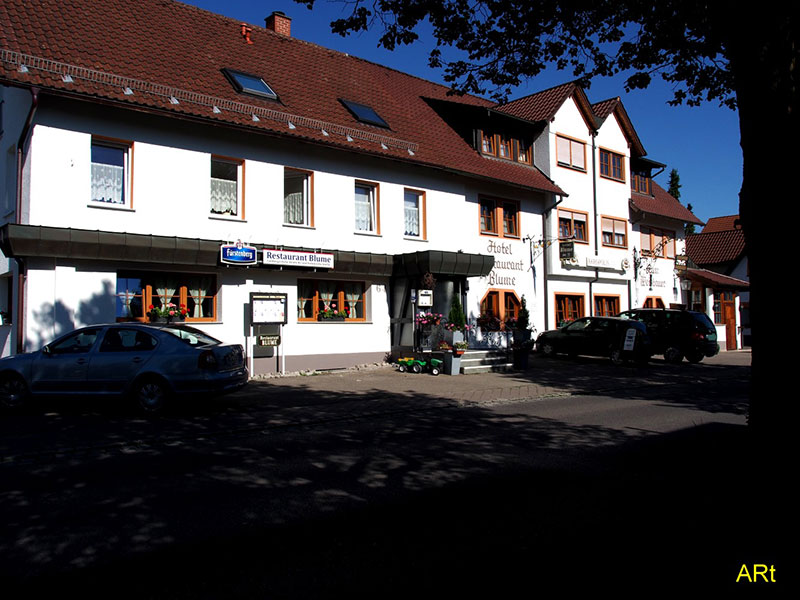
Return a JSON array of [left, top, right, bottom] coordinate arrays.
[[539, 342, 556, 357], [430, 367, 440, 376], [685, 352, 704, 364], [412, 363, 422, 374], [0, 373, 29, 410], [132, 377, 170, 414], [610, 348, 626, 366], [664, 347, 684, 364]]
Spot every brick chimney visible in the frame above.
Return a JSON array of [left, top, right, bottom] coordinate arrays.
[[265, 11, 291, 36]]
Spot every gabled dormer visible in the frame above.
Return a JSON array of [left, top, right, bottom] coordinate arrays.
[[630, 157, 665, 197]]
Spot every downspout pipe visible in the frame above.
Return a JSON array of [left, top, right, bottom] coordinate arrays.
[[589, 131, 599, 315], [542, 194, 565, 331], [14, 87, 39, 353]]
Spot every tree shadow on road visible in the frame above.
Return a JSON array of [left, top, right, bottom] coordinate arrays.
[[0, 358, 783, 597]]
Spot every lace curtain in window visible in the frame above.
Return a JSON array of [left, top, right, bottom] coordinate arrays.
[[210, 177, 238, 215], [91, 163, 125, 204], [354, 185, 375, 232]]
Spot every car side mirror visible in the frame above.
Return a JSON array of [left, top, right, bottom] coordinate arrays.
[[42, 345, 51, 355]]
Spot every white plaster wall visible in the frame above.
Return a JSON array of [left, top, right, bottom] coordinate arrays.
[[630, 216, 686, 308], [25, 125, 486, 261], [24, 262, 115, 351]]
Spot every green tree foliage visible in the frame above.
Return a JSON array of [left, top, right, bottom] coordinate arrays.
[[668, 169, 681, 201], [668, 169, 695, 236], [447, 294, 466, 331], [298, 0, 796, 433]]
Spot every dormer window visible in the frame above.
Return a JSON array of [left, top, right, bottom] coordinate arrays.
[[480, 131, 532, 165], [481, 131, 496, 155], [631, 172, 651, 194], [340, 99, 390, 128], [222, 68, 278, 100]]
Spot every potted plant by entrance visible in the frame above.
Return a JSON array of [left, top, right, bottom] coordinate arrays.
[[444, 295, 470, 345], [437, 341, 463, 375], [147, 302, 188, 323]]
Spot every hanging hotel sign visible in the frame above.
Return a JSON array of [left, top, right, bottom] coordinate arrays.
[[674, 254, 688, 272], [262, 249, 335, 269], [220, 241, 258, 265], [559, 241, 575, 260]]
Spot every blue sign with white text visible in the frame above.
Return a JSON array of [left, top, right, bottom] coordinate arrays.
[[220, 243, 258, 265]]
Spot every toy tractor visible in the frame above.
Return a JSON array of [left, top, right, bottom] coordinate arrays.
[[395, 356, 442, 375]]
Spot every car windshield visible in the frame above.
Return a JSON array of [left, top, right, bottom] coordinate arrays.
[[160, 325, 220, 347]]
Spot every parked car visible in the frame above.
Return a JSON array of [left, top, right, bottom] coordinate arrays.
[[535, 317, 652, 364], [0, 323, 248, 412], [616, 308, 719, 363]]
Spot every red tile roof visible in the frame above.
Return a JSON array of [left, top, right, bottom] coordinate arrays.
[[496, 82, 581, 122], [685, 229, 746, 266], [0, 0, 564, 195], [702, 215, 741, 233], [631, 181, 704, 225], [685, 268, 749, 289]]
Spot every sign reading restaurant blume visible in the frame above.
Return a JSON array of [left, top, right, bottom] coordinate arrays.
[[262, 249, 335, 269]]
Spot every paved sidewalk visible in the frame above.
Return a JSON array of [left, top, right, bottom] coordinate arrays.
[[241, 349, 751, 408]]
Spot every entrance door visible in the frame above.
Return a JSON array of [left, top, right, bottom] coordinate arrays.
[[722, 297, 737, 350], [715, 291, 737, 350]]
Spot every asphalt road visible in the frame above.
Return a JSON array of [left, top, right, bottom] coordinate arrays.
[[0, 351, 789, 597]]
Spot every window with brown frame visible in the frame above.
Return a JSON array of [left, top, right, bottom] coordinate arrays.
[[297, 279, 367, 321], [480, 197, 520, 238], [284, 168, 313, 227], [601, 216, 627, 248], [91, 138, 133, 208], [556, 135, 586, 171], [643, 297, 666, 309], [116, 272, 217, 322], [558, 209, 588, 242], [599, 149, 625, 182], [481, 131, 496, 155], [210, 156, 244, 217], [555, 293, 585, 326], [355, 181, 379, 234], [498, 134, 512, 159], [403, 188, 426, 239], [631, 173, 651, 194], [480, 131, 533, 165], [517, 139, 532, 164], [480, 198, 497, 234], [594, 295, 620, 317], [480, 290, 520, 329], [641, 227, 675, 258]]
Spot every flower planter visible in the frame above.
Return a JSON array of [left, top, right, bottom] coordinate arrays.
[[149, 316, 185, 323], [317, 315, 346, 322], [444, 330, 465, 346], [512, 347, 530, 370], [443, 352, 461, 375]]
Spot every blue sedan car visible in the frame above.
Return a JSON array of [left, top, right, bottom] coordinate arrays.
[[0, 323, 248, 412]]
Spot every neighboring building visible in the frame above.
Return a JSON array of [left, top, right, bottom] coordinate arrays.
[[0, 0, 705, 371], [629, 172, 705, 310], [498, 86, 703, 327], [685, 216, 750, 349]]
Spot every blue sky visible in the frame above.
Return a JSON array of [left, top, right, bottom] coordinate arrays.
[[182, 0, 742, 226]]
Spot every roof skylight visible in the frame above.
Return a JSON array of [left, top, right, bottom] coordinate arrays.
[[340, 99, 390, 128], [223, 68, 278, 100]]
